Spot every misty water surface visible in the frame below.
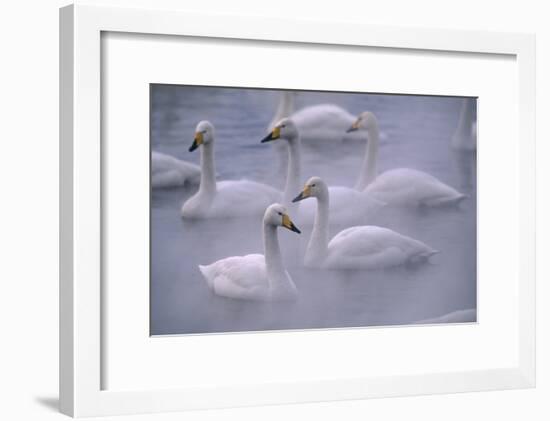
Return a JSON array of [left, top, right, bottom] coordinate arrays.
[[150, 85, 477, 335]]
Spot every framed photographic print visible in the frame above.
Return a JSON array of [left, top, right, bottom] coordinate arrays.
[[60, 3, 535, 417]]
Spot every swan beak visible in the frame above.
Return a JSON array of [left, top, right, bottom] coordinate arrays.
[[282, 213, 301, 234], [189, 132, 204, 152], [292, 186, 311, 203], [261, 126, 281, 143], [346, 119, 360, 133]]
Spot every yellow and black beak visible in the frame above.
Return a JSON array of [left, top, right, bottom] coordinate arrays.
[[292, 185, 312, 203], [189, 132, 204, 152], [282, 213, 301, 234], [260, 126, 281, 143], [346, 119, 360, 133]]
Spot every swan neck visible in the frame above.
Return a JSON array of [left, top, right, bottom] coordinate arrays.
[[263, 224, 287, 291], [199, 142, 216, 195], [355, 126, 379, 191], [268, 92, 295, 130], [283, 137, 302, 207], [452, 99, 475, 148], [306, 193, 330, 266]]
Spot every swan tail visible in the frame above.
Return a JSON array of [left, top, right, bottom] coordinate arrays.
[[420, 194, 468, 208], [198, 264, 215, 291], [451, 194, 468, 206], [410, 249, 440, 264]]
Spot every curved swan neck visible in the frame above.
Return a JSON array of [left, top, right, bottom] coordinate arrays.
[[199, 142, 216, 195], [305, 191, 330, 266], [283, 136, 302, 207], [263, 224, 287, 290], [355, 124, 379, 191], [452, 99, 475, 148]]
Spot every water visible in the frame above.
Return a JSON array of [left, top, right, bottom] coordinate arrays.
[[150, 85, 477, 335]]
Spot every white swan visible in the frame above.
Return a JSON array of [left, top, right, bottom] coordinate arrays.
[[261, 118, 384, 225], [451, 98, 477, 151], [198, 204, 301, 301], [348, 111, 466, 207], [267, 92, 360, 176], [151, 151, 201, 188], [268, 91, 358, 143], [181, 121, 282, 218], [415, 309, 476, 324], [293, 177, 438, 270]]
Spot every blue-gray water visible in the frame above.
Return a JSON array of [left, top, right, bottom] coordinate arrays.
[[150, 85, 477, 335]]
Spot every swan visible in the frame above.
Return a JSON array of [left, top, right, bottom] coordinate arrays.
[[415, 309, 476, 324], [451, 98, 477, 151], [181, 121, 282, 218], [348, 111, 466, 207], [151, 151, 201, 188], [293, 177, 438, 269], [267, 91, 358, 143], [267, 92, 360, 176], [198, 204, 301, 301], [261, 118, 384, 225]]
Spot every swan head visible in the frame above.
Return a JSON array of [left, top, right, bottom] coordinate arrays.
[[189, 120, 215, 152], [264, 203, 301, 234], [260, 117, 299, 143], [346, 111, 378, 133], [292, 176, 328, 202]]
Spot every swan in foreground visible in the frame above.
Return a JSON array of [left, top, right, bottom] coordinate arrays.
[[261, 118, 384, 225], [181, 121, 281, 218], [151, 151, 201, 188], [199, 204, 301, 301], [451, 98, 477, 151], [293, 177, 438, 269], [348, 111, 466, 207]]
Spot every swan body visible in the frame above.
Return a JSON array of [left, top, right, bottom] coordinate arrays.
[[151, 151, 201, 188], [268, 92, 357, 144], [364, 168, 466, 207], [350, 111, 466, 207], [261, 117, 384, 225], [324, 225, 437, 270], [416, 309, 476, 324], [292, 104, 357, 144], [293, 177, 438, 270], [451, 98, 477, 151], [298, 186, 384, 226], [198, 204, 301, 301], [181, 121, 281, 218]]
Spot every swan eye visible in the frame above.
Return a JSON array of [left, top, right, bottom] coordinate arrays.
[[281, 124, 286, 128], [311, 184, 316, 187], [277, 212, 282, 216]]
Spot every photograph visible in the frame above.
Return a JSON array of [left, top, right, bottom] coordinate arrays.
[[150, 85, 477, 335]]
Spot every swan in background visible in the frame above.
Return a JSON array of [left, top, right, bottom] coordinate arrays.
[[181, 121, 281, 218], [451, 98, 477, 151], [348, 111, 466, 207], [267, 91, 360, 176], [293, 177, 438, 269], [261, 118, 384, 225], [267, 91, 296, 132], [415, 308, 476, 324], [198, 204, 301, 301], [267, 91, 358, 143], [151, 151, 201, 188]]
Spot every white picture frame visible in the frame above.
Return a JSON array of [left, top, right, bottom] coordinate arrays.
[[59, 3, 536, 417]]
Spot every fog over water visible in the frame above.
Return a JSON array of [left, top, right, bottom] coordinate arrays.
[[150, 85, 477, 335]]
